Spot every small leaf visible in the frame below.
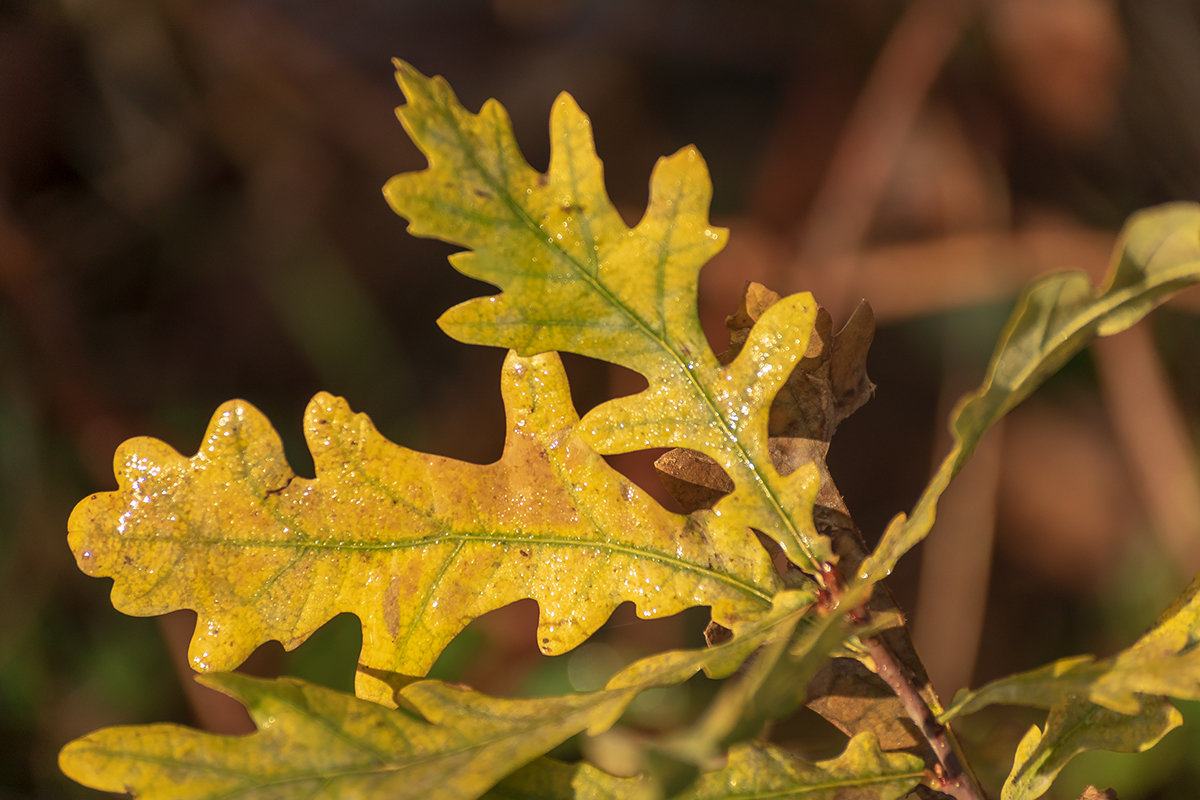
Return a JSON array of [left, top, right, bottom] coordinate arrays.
[[604, 588, 817, 693], [688, 602, 858, 760], [483, 758, 654, 800], [487, 737, 923, 800], [945, 573, 1200, 720], [941, 573, 1200, 799], [862, 202, 1200, 582], [941, 655, 1100, 720], [677, 735, 923, 800], [1000, 696, 1181, 800], [68, 351, 778, 705], [59, 672, 631, 800], [383, 61, 826, 573]]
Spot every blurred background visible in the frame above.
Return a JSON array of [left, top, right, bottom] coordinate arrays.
[[3, 0, 1200, 797]]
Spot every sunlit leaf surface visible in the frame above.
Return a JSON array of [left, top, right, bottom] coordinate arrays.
[[486, 736, 923, 800], [62, 670, 919, 800], [681, 735, 923, 800], [384, 60, 826, 572], [69, 352, 778, 704]]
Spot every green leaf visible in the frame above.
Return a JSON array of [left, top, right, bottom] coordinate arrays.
[[482, 758, 653, 800], [59, 672, 630, 800], [61, 591, 816, 800], [485, 737, 923, 800], [383, 60, 826, 573], [677, 735, 924, 800], [945, 573, 1200, 721], [941, 574, 1200, 799], [682, 587, 864, 759], [68, 351, 778, 706], [603, 588, 817, 693], [862, 202, 1200, 583], [1001, 696, 1181, 800]]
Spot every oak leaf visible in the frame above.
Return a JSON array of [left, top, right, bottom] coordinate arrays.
[[69, 352, 778, 704], [60, 589, 818, 800], [383, 61, 826, 574], [487, 735, 923, 800], [1001, 697, 1179, 800], [942, 562, 1200, 799], [59, 671, 630, 800]]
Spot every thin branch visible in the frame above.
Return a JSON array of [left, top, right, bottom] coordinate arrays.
[[861, 633, 988, 800]]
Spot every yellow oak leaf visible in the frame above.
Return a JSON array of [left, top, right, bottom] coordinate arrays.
[[68, 352, 777, 705], [383, 61, 825, 572]]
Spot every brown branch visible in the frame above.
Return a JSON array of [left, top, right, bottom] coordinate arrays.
[[860, 632, 986, 800]]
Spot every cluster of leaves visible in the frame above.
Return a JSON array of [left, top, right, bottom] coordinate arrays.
[[60, 61, 1200, 799]]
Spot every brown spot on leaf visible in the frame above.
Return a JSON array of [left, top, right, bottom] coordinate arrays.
[[382, 576, 403, 638]]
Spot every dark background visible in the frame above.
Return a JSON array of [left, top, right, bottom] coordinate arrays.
[[3, 1, 1200, 797]]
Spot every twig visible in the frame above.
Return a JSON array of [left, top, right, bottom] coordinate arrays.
[[861, 632, 987, 800]]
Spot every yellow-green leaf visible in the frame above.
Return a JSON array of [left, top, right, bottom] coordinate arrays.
[[59, 672, 630, 800], [68, 351, 777, 705], [482, 758, 654, 800], [940, 573, 1200, 799], [384, 60, 721, 380], [484, 736, 923, 800], [682, 590, 861, 761], [383, 61, 825, 572], [603, 588, 816, 694], [679, 735, 924, 800], [62, 591, 816, 800], [1001, 696, 1181, 800], [862, 202, 1200, 582], [944, 573, 1200, 721]]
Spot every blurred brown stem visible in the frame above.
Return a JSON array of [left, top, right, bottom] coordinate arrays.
[[1093, 325, 1200, 575], [799, 0, 977, 316]]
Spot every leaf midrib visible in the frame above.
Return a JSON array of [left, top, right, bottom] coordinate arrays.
[[121, 529, 773, 603]]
